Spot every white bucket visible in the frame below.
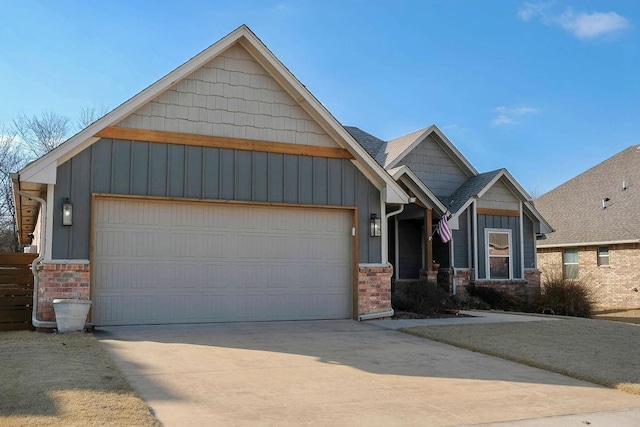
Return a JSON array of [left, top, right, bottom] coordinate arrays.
[[52, 299, 92, 332]]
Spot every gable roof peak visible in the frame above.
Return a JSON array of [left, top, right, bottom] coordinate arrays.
[[14, 24, 409, 204]]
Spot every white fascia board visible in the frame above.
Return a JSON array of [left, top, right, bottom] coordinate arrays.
[[17, 26, 251, 184], [386, 125, 478, 177], [431, 126, 478, 175], [451, 197, 476, 220], [476, 170, 554, 234], [476, 169, 506, 199], [500, 169, 533, 200], [19, 161, 58, 185], [537, 239, 640, 249], [237, 31, 409, 204], [523, 201, 554, 234], [386, 126, 435, 170]]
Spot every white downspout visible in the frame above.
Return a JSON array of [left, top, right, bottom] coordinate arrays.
[[387, 204, 404, 280], [472, 199, 479, 281], [357, 204, 406, 322], [14, 188, 57, 329]]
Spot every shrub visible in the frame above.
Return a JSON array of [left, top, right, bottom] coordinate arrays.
[[392, 280, 458, 315], [465, 284, 525, 311], [535, 273, 594, 318]]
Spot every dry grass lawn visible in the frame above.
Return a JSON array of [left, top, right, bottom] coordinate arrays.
[[402, 316, 640, 395], [593, 308, 640, 325], [0, 330, 160, 427]]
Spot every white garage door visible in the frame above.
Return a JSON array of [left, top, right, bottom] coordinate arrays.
[[92, 198, 353, 325]]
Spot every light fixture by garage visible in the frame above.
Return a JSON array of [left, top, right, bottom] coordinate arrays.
[[62, 198, 73, 226], [370, 213, 381, 237]]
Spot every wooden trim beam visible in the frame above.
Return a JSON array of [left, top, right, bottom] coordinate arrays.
[[476, 208, 520, 217], [92, 193, 357, 212], [95, 127, 355, 160]]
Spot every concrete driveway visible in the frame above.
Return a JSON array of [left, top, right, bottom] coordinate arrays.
[[96, 320, 640, 426]]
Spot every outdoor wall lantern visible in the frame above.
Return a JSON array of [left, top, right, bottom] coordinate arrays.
[[62, 198, 73, 226], [370, 213, 381, 237]]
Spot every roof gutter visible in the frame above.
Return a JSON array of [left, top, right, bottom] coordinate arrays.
[[537, 239, 640, 249], [14, 185, 57, 329]]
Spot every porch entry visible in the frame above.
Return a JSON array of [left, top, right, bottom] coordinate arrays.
[[388, 204, 449, 280]]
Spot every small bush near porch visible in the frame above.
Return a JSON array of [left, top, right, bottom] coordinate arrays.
[[392, 280, 459, 317]]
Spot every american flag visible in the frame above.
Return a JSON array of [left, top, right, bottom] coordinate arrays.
[[437, 215, 451, 243]]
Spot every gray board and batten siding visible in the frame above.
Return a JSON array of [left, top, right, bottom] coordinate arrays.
[[52, 138, 382, 263], [476, 214, 522, 280], [452, 208, 469, 268], [523, 214, 535, 269]]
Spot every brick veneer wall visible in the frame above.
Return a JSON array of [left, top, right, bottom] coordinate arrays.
[[453, 268, 540, 301], [358, 265, 393, 316], [538, 245, 640, 309], [36, 262, 90, 322], [453, 269, 473, 296]]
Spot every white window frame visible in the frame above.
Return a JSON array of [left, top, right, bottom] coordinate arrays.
[[597, 246, 610, 266], [563, 248, 579, 280], [484, 228, 513, 280]]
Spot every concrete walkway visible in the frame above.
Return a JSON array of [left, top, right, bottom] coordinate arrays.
[[97, 320, 640, 426], [371, 310, 560, 330]]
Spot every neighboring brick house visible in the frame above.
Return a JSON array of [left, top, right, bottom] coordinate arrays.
[[535, 146, 640, 309]]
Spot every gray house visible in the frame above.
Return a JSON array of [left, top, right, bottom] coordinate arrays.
[[12, 25, 551, 328], [346, 125, 553, 298]]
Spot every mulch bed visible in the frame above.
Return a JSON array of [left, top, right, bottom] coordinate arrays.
[[393, 310, 473, 319]]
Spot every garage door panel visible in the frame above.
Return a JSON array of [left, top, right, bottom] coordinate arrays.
[[93, 199, 352, 325]]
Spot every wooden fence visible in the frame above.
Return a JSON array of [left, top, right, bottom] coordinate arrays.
[[0, 253, 38, 331]]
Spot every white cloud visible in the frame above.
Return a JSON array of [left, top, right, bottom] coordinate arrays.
[[492, 115, 515, 126], [491, 106, 539, 127], [558, 10, 629, 39], [517, 2, 629, 39], [518, 2, 553, 21], [273, 2, 291, 12]]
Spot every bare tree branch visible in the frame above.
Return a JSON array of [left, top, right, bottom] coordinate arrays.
[[12, 111, 70, 158], [0, 125, 28, 251], [75, 105, 109, 131]]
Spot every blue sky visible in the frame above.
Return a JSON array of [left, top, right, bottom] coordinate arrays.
[[1, 1, 638, 195]]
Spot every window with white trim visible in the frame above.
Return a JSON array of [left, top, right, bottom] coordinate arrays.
[[485, 229, 512, 279], [563, 248, 579, 279], [597, 246, 609, 266]]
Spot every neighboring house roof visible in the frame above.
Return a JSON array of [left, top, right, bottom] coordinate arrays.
[[12, 25, 408, 206], [535, 145, 640, 247]]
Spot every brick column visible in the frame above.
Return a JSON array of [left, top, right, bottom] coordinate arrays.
[[36, 262, 90, 322], [358, 265, 393, 317], [453, 269, 473, 296]]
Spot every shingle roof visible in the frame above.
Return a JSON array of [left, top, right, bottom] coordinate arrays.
[[535, 146, 640, 246], [446, 170, 503, 213], [376, 127, 430, 168], [343, 126, 386, 159]]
